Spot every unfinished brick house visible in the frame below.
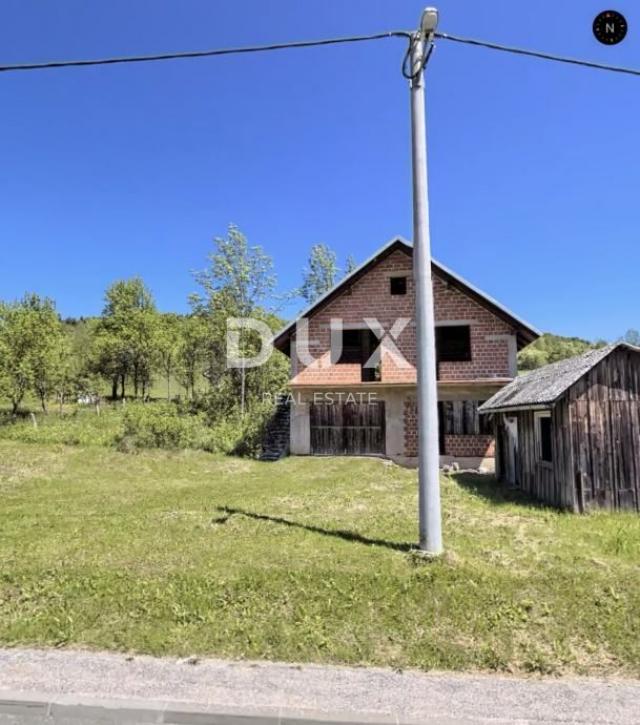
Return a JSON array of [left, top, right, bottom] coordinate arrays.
[[273, 237, 539, 468]]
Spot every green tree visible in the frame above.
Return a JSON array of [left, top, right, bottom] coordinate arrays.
[[176, 314, 207, 400], [299, 243, 338, 305], [0, 298, 35, 414], [622, 329, 640, 347], [95, 278, 159, 399], [156, 313, 182, 400], [0, 294, 66, 414], [51, 329, 75, 414], [191, 225, 276, 415], [26, 295, 66, 413], [518, 333, 605, 372]]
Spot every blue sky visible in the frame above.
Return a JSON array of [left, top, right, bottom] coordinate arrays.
[[1, 0, 639, 340]]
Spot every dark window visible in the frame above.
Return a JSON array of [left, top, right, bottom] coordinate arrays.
[[390, 276, 407, 295], [336, 329, 380, 382], [436, 325, 472, 362], [539, 415, 553, 463], [339, 330, 362, 364]]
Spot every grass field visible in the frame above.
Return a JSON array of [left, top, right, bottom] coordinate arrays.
[[1, 440, 640, 677]]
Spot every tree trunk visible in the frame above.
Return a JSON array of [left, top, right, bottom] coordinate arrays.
[[40, 392, 48, 414], [120, 374, 125, 399], [111, 377, 118, 400], [167, 374, 171, 401], [240, 363, 246, 418]]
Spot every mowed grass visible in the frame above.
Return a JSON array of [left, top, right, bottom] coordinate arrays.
[[1, 441, 640, 677]]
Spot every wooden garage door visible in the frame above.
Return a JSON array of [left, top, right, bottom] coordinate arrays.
[[310, 402, 386, 455]]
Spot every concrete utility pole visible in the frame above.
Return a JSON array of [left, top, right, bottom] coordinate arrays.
[[410, 7, 443, 555]]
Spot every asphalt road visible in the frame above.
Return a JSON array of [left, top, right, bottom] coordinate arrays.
[[1, 648, 639, 724]]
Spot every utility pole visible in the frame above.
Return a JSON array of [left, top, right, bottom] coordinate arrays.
[[410, 7, 443, 555]]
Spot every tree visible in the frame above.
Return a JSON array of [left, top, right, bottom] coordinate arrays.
[[344, 254, 357, 274], [50, 329, 75, 415], [156, 313, 182, 400], [299, 243, 338, 305], [518, 333, 605, 372], [622, 329, 640, 347], [176, 314, 207, 400], [26, 296, 66, 413], [0, 294, 65, 414], [191, 224, 276, 415], [95, 278, 159, 399], [0, 299, 35, 414]]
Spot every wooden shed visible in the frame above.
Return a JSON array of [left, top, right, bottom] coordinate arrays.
[[479, 343, 640, 512]]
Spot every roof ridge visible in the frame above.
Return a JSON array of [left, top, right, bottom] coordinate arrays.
[[272, 235, 540, 351], [480, 342, 640, 413]]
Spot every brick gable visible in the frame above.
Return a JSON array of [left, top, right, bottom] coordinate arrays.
[[290, 249, 515, 386]]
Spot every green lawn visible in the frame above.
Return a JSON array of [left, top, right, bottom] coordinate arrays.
[[1, 441, 639, 676]]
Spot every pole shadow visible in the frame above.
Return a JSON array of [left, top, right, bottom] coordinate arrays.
[[212, 506, 413, 553]]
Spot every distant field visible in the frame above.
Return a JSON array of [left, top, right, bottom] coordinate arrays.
[[1, 442, 639, 676]]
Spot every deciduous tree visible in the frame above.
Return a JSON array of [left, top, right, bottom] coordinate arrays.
[[191, 225, 276, 415], [96, 278, 159, 398], [156, 313, 181, 400], [299, 243, 338, 305], [0, 294, 66, 414]]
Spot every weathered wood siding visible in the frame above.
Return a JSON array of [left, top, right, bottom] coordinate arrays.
[[567, 348, 640, 512], [310, 402, 386, 456], [440, 400, 492, 436], [495, 348, 640, 512]]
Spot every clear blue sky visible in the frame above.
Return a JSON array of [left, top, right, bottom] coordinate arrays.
[[1, 0, 638, 340]]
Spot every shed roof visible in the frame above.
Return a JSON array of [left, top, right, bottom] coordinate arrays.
[[273, 236, 540, 354], [479, 343, 640, 414]]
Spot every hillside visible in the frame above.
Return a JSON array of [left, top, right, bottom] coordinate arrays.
[[518, 333, 606, 372]]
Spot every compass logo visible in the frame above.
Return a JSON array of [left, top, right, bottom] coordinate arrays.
[[593, 10, 628, 45]]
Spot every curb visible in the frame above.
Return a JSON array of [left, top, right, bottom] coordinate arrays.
[[0, 691, 473, 725]]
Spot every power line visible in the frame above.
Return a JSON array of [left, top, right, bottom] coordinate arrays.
[[2, 26, 640, 79], [0, 31, 410, 73], [436, 31, 640, 77]]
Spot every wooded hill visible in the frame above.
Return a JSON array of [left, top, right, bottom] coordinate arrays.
[[518, 331, 640, 371]]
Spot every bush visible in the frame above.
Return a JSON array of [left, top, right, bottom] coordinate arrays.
[[0, 398, 279, 458], [117, 403, 210, 451]]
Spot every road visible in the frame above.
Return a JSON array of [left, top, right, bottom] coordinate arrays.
[[1, 648, 638, 724]]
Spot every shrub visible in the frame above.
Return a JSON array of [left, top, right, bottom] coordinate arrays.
[[0, 398, 279, 458], [117, 403, 208, 451]]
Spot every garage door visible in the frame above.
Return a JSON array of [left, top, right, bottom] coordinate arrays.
[[310, 401, 385, 455]]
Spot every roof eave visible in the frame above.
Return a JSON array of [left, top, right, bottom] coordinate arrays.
[[479, 402, 554, 415]]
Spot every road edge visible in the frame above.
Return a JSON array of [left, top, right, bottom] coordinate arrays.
[[0, 690, 473, 725]]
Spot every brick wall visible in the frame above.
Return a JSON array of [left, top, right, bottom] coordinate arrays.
[[404, 396, 418, 457], [445, 434, 495, 458], [403, 398, 495, 459], [290, 249, 514, 386]]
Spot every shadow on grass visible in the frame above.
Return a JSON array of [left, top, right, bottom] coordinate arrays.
[[212, 505, 413, 553], [449, 472, 550, 510]]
